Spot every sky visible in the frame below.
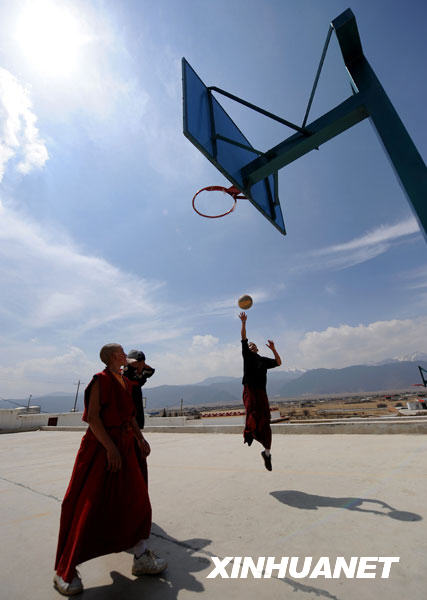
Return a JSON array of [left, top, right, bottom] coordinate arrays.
[[0, 0, 426, 399]]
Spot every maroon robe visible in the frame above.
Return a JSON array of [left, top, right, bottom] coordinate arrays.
[[55, 369, 151, 582], [242, 385, 272, 449]]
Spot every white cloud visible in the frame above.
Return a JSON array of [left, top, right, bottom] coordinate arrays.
[[149, 339, 242, 386], [295, 317, 427, 369], [0, 337, 102, 398], [0, 201, 171, 341], [318, 218, 420, 254], [0, 67, 48, 180], [304, 217, 421, 271], [192, 334, 219, 348], [0, 201, 209, 394], [324, 284, 337, 296], [401, 265, 427, 290], [0, 345, 97, 396]]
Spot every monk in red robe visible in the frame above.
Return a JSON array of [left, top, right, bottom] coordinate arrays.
[[54, 343, 166, 596], [239, 312, 282, 471]]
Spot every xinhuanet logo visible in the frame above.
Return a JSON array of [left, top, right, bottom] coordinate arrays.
[[206, 556, 400, 579]]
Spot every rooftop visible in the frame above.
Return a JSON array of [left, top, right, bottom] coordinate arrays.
[[1, 430, 426, 599]]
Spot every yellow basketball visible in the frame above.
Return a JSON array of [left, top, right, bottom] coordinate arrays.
[[238, 294, 253, 310]]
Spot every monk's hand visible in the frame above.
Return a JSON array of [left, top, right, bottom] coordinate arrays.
[[239, 312, 247, 323], [106, 444, 122, 471], [138, 437, 151, 458], [266, 340, 275, 351]]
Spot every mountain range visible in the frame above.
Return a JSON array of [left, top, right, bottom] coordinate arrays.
[[1, 358, 426, 413]]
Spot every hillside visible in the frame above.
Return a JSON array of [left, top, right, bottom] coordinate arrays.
[[1, 360, 425, 413]]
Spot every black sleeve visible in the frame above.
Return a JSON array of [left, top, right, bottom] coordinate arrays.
[[261, 356, 278, 370], [138, 367, 154, 387], [141, 367, 155, 380], [241, 339, 250, 358], [135, 399, 145, 429]]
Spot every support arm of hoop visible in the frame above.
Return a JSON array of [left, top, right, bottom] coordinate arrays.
[[208, 86, 311, 136], [240, 7, 427, 242], [242, 94, 368, 186], [302, 25, 333, 127]]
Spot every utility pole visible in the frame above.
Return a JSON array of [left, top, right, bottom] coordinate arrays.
[[26, 394, 32, 411], [72, 380, 81, 412]]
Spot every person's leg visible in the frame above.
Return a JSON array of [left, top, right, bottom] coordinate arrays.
[[132, 538, 148, 558], [261, 449, 272, 471], [256, 391, 272, 470], [242, 385, 256, 446]]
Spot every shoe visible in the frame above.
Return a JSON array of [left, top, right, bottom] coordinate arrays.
[[132, 549, 167, 576], [53, 572, 83, 596], [261, 451, 272, 471]]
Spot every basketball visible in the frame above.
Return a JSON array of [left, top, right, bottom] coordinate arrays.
[[238, 294, 253, 310]]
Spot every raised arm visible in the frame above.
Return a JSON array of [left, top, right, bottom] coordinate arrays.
[[266, 340, 282, 366], [239, 311, 247, 340]]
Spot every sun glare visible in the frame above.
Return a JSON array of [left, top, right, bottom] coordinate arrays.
[[15, 1, 88, 77]]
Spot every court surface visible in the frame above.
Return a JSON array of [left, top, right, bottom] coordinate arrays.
[[1, 430, 426, 599]]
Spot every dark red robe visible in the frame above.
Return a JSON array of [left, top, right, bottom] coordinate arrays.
[[242, 385, 272, 449], [55, 369, 151, 582]]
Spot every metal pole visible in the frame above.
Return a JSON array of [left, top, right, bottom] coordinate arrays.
[[180, 398, 183, 415], [26, 394, 32, 411], [332, 9, 427, 242], [208, 86, 311, 135], [72, 380, 81, 412], [302, 25, 333, 128]]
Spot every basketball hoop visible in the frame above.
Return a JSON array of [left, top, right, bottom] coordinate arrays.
[[192, 185, 246, 219]]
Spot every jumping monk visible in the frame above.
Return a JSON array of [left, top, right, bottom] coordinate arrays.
[[54, 343, 166, 596], [239, 312, 281, 471]]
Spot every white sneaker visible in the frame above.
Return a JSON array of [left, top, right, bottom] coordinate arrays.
[[53, 572, 83, 596], [132, 549, 167, 576]]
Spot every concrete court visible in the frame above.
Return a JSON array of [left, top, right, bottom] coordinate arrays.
[[0, 430, 426, 600]]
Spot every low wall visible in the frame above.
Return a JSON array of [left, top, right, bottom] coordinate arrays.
[[143, 417, 427, 435], [145, 416, 188, 426], [4, 407, 427, 435], [0, 409, 86, 432], [197, 409, 281, 425]]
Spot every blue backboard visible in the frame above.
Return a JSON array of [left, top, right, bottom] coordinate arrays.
[[182, 58, 286, 235]]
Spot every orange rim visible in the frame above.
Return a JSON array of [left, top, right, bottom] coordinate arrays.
[[192, 185, 245, 218]]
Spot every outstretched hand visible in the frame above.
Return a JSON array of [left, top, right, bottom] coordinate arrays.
[[266, 340, 276, 351], [239, 312, 247, 323]]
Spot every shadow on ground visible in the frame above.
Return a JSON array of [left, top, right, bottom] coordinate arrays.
[[270, 490, 422, 521], [79, 523, 212, 599]]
